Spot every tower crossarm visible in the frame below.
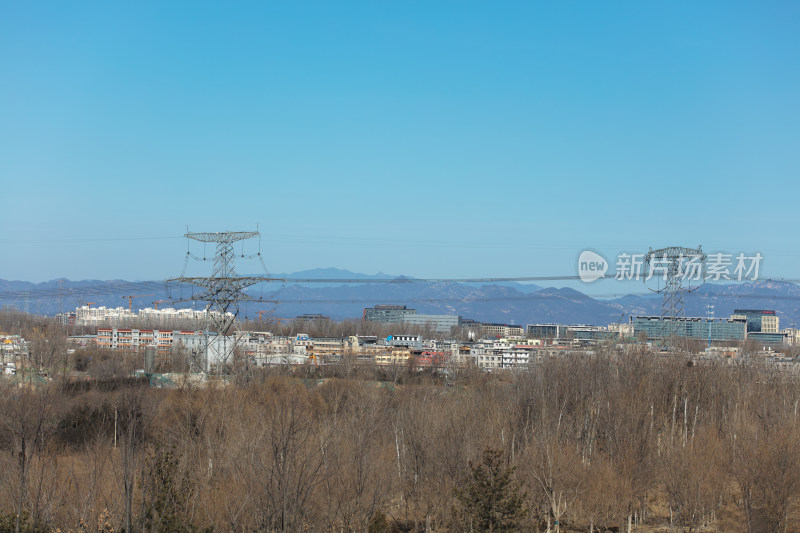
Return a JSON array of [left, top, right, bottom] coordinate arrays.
[[184, 231, 259, 243], [643, 246, 706, 264]]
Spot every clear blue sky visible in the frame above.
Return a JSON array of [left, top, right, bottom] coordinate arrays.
[[1, 1, 798, 288]]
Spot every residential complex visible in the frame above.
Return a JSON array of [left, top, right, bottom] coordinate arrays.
[[0, 300, 782, 379], [96, 328, 203, 351], [89, 326, 554, 371], [5, 305, 798, 381]]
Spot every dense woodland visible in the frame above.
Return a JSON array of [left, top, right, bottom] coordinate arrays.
[[2, 312, 800, 532]]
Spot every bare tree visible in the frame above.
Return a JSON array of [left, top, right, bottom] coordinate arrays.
[[114, 385, 155, 533], [240, 377, 329, 532], [316, 381, 394, 531], [0, 382, 61, 533], [662, 428, 726, 531]]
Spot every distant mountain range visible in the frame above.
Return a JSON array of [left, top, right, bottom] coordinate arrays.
[[2, 268, 800, 328]]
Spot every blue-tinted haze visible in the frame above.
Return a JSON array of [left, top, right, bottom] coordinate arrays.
[[1, 2, 798, 291]]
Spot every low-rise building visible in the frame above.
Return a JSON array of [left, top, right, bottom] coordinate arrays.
[[0, 334, 28, 369], [373, 346, 412, 366], [363, 305, 417, 323], [414, 350, 449, 368], [480, 323, 524, 338], [566, 325, 617, 342], [467, 339, 538, 369], [781, 328, 800, 346], [608, 322, 634, 338], [748, 331, 787, 346]]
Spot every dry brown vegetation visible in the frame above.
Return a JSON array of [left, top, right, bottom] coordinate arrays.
[[2, 356, 800, 532], [3, 313, 800, 532]]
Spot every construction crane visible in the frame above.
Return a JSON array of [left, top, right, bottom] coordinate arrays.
[[122, 294, 155, 311], [256, 311, 288, 326], [86, 302, 96, 309], [153, 300, 172, 310]]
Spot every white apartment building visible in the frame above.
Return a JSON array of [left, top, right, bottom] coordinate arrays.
[[76, 306, 136, 325], [70, 305, 233, 327], [138, 307, 232, 322]]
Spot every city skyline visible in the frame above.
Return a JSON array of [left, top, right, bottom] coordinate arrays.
[[2, 2, 798, 284]]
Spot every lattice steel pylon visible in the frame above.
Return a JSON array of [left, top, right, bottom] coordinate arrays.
[[643, 246, 706, 352], [169, 230, 277, 374]]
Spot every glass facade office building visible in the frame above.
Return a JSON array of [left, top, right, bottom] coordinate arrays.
[[732, 309, 776, 332], [568, 327, 618, 342], [632, 316, 746, 341], [527, 324, 565, 339], [747, 332, 787, 345]]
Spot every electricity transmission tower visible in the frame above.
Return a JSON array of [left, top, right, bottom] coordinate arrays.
[[643, 246, 706, 351], [169, 230, 277, 374]]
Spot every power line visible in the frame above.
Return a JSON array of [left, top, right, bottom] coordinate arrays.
[[0, 236, 184, 244], [5, 287, 800, 306]]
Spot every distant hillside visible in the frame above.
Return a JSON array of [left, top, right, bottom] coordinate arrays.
[[1, 274, 799, 328]]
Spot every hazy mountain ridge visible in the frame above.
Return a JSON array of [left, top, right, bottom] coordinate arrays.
[[1, 274, 799, 328]]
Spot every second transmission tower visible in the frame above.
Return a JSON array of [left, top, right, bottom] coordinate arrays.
[[644, 246, 706, 352]]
